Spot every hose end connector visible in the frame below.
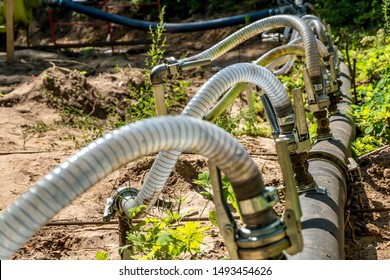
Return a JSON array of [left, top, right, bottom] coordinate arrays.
[[103, 186, 139, 222]]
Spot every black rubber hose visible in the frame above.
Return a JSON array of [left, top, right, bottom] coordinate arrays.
[[43, 0, 281, 32]]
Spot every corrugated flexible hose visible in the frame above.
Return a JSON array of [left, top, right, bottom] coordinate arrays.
[[0, 116, 264, 259], [133, 63, 290, 212]]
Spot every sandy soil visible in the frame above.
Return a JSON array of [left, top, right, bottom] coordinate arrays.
[[0, 3, 389, 260]]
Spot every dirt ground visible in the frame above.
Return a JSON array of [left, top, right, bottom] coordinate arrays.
[[0, 2, 389, 260]]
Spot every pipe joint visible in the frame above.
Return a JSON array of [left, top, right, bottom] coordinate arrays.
[[103, 185, 138, 222], [238, 186, 279, 216], [150, 64, 169, 85]]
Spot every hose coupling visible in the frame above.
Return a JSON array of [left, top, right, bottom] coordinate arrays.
[[238, 186, 279, 216], [236, 219, 289, 260], [103, 186, 139, 222], [163, 57, 180, 79], [151, 57, 211, 85]]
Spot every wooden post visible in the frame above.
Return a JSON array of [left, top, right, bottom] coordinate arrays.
[[6, 0, 15, 64]]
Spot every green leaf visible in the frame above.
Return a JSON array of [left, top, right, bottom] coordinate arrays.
[[95, 251, 109, 260], [365, 126, 374, 135], [208, 210, 218, 227], [200, 191, 213, 200]]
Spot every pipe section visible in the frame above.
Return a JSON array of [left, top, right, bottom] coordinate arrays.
[[136, 63, 292, 211], [41, 0, 281, 33], [0, 116, 267, 259], [288, 60, 354, 259]]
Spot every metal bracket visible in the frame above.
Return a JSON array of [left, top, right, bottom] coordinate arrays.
[[275, 137, 303, 255], [297, 182, 327, 195], [208, 162, 239, 259], [291, 88, 311, 154]]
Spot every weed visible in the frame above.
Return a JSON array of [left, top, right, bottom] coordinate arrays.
[[349, 29, 390, 155], [21, 121, 50, 150], [384, 0, 390, 33], [59, 106, 105, 149], [193, 171, 239, 214], [95, 251, 110, 260], [79, 47, 96, 58], [145, 6, 166, 69], [212, 108, 240, 135], [119, 205, 210, 260]]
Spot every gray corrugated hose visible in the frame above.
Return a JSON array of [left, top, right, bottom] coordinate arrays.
[[204, 45, 305, 122], [183, 14, 321, 80], [0, 116, 265, 259], [132, 63, 291, 212], [272, 37, 329, 76], [205, 38, 330, 122]]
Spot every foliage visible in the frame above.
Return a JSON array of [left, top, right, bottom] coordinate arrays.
[[314, 0, 383, 31], [59, 107, 105, 149], [212, 92, 272, 138], [21, 121, 50, 150], [120, 205, 210, 260], [384, 0, 390, 33], [193, 171, 239, 214], [349, 29, 390, 156], [145, 7, 167, 68], [95, 251, 110, 260], [125, 6, 189, 121]]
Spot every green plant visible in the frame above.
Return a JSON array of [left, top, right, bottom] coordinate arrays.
[[349, 29, 390, 155], [120, 205, 210, 260], [79, 47, 96, 58], [314, 0, 382, 31], [60, 106, 105, 149], [145, 6, 166, 69], [384, 0, 390, 33], [193, 171, 239, 214], [212, 108, 240, 135], [21, 121, 50, 149], [241, 108, 272, 137], [95, 251, 110, 260], [124, 6, 189, 121]]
